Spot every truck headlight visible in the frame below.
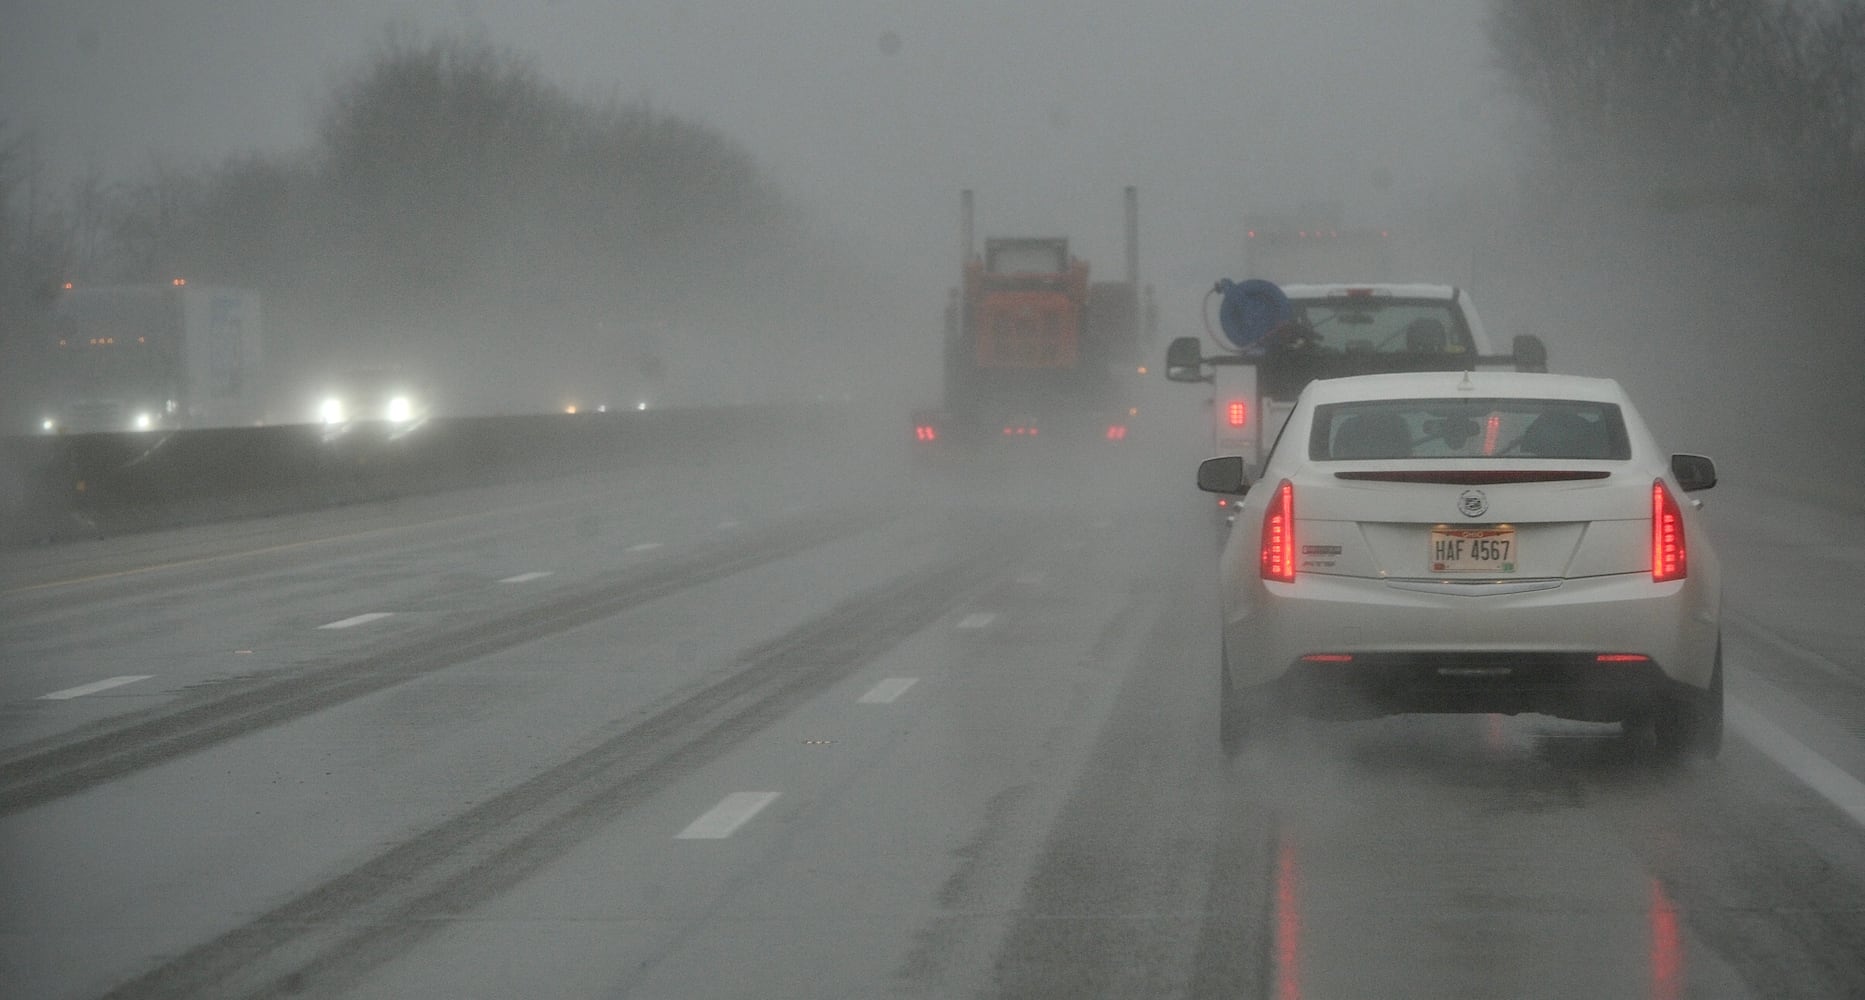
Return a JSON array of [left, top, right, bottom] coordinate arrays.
[[385, 395, 414, 423], [318, 397, 346, 425], [132, 412, 155, 431]]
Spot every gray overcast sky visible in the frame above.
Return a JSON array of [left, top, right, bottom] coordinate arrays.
[[3, 0, 1517, 302]]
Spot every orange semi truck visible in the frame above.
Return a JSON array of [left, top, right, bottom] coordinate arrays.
[[912, 188, 1153, 453]]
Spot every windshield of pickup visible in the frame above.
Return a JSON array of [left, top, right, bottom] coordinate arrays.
[[1290, 297, 1476, 355], [1310, 397, 1632, 461]]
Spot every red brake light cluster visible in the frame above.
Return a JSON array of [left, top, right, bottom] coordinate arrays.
[[1652, 480, 1686, 582], [1225, 399, 1248, 428], [914, 425, 938, 442], [1261, 479, 1296, 582], [1105, 424, 1128, 441]]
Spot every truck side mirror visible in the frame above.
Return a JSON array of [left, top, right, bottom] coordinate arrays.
[[1512, 334, 1549, 373], [1197, 456, 1251, 495], [1671, 453, 1717, 492], [1165, 337, 1210, 383]]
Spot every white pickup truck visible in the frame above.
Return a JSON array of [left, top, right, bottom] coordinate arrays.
[[1165, 282, 1548, 523]]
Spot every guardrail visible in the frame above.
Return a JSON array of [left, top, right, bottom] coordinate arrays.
[[0, 404, 843, 547]]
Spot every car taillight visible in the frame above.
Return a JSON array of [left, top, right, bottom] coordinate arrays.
[[1105, 424, 1128, 441], [1261, 479, 1295, 582], [1225, 399, 1248, 428], [1652, 479, 1686, 582]]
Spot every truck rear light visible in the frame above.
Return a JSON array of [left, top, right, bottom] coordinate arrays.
[[1261, 479, 1296, 582], [1652, 480, 1686, 582], [1225, 399, 1248, 428], [915, 425, 938, 442], [1105, 424, 1127, 441]]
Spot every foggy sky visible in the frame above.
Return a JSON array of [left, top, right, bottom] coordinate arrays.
[[3, 0, 1514, 311]]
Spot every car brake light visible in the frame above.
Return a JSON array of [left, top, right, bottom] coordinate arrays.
[[1105, 424, 1127, 441], [1301, 654, 1352, 663], [1261, 479, 1295, 582], [1652, 479, 1686, 582], [1226, 399, 1248, 428], [1597, 654, 1651, 663]]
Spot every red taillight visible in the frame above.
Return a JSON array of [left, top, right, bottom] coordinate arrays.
[[1105, 424, 1127, 441], [1301, 653, 1352, 663], [915, 425, 938, 442], [1597, 654, 1651, 663], [1261, 479, 1296, 582], [1225, 399, 1248, 428], [1652, 479, 1686, 582]]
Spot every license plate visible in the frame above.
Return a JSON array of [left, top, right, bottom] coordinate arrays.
[[1430, 527, 1517, 573]]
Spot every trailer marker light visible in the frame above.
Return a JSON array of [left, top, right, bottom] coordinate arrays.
[[1226, 399, 1248, 428]]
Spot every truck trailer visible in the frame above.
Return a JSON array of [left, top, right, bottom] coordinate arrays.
[[36, 281, 265, 434]]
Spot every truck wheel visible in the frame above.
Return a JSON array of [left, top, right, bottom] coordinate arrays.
[[1653, 640, 1723, 760]]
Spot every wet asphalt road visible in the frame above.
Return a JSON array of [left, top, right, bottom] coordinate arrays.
[[2, 417, 1862, 999]]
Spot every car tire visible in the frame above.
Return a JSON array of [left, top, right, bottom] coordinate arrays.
[[1654, 640, 1723, 760], [1219, 648, 1286, 757], [1219, 660, 1247, 756]]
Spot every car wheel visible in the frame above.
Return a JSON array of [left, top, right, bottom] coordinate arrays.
[[1654, 639, 1723, 760], [1219, 660, 1247, 756], [1219, 646, 1287, 757]]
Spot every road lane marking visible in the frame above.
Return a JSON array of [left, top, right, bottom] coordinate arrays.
[[40, 675, 153, 700], [956, 612, 997, 630], [498, 572, 553, 583], [626, 542, 663, 553], [318, 612, 394, 630], [676, 792, 780, 839], [858, 677, 918, 704], [1730, 697, 1865, 829]]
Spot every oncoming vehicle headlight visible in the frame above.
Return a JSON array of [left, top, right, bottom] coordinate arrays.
[[40, 417, 57, 433], [385, 395, 414, 423], [318, 397, 346, 425], [132, 412, 155, 431]]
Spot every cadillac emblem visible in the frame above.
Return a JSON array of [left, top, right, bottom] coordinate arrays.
[[1458, 489, 1489, 518]]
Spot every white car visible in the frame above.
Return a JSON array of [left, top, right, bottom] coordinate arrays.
[[1197, 370, 1723, 758]]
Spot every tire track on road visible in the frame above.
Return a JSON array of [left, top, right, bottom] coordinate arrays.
[[96, 532, 1027, 1000], [0, 505, 891, 815]]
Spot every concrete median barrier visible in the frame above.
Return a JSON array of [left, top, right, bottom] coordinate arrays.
[[0, 403, 843, 546]]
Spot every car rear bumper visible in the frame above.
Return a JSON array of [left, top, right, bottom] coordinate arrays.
[[1270, 651, 1699, 721], [1222, 571, 1720, 716]]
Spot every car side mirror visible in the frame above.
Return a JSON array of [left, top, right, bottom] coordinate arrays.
[[1512, 334, 1549, 373], [1165, 337, 1211, 383], [1671, 453, 1717, 492], [1197, 455, 1251, 495]]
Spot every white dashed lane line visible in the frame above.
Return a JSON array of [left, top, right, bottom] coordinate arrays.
[[317, 613, 395, 630], [498, 572, 554, 584], [40, 675, 154, 701], [956, 612, 997, 630], [858, 678, 919, 704], [1730, 698, 1865, 829], [626, 542, 663, 553], [676, 792, 780, 840]]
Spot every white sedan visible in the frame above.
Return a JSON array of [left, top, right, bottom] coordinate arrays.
[[1198, 370, 1723, 758]]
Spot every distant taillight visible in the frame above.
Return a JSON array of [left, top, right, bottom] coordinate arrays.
[[1105, 424, 1128, 441], [1225, 399, 1248, 428], [1652, 479, 1686, 582], [1261, 479, 1296, 582], [915, 425, 938, 442]]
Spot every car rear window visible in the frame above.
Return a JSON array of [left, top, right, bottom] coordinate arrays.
[[1309, 398, 1631, 461]]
